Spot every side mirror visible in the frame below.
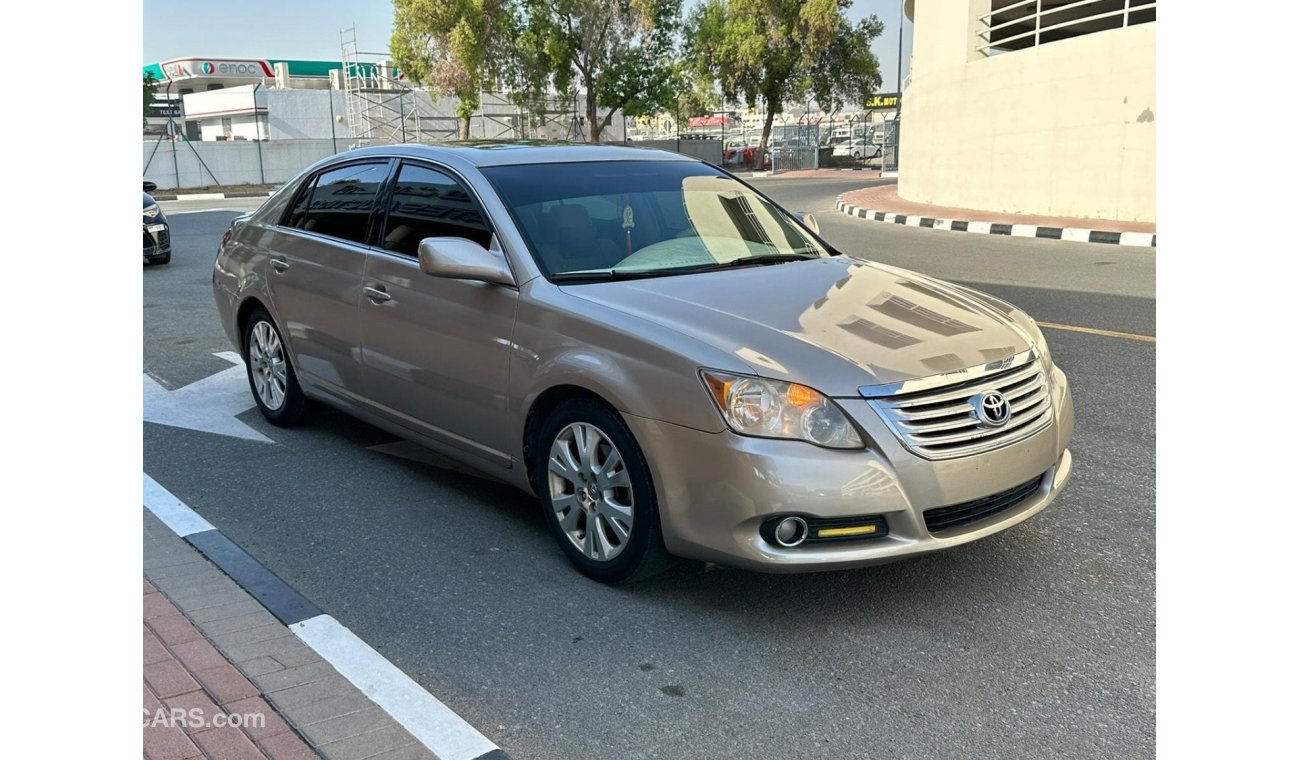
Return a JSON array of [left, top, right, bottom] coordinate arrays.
[[143, 181, 158, 193], [417, 237, 515, 286], [796, 212, 820, 235]]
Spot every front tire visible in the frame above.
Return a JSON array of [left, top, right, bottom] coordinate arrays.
[[535, 398, 670, 584], [242, 308, 310, 426]]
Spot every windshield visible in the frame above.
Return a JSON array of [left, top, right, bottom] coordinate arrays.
[[480, 160, 831, 281]]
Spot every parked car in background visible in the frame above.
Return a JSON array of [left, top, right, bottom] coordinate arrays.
[[213, 144, 1073, 583], [833, 139, 881, 160], [143, 181, 170, 265]]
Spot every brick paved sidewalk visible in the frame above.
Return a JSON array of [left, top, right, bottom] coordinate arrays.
[[145, 579, 315, 759], [144, 511, 437, 759], [839, 184, 1155, 234]]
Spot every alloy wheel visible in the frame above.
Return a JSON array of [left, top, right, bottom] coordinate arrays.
[[248, 321, 288, 411], [547, 422, 635, 562]]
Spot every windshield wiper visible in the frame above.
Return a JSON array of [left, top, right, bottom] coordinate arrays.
[[681, 253, 819, 272], [550, 253, 818, 283], [549, 270, 667, 283]]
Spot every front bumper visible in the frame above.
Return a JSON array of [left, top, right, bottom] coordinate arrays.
[[144, 222, 170, 260], [627, 365, 1074, 572]]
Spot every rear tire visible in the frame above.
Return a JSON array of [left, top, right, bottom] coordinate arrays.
[[535, 398, 671, 584], [242, 308, 311, 426]]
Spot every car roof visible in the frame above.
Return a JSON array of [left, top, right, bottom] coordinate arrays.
[[333, 141, 696, 168]]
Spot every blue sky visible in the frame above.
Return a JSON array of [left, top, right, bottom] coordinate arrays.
[[143, 0, 912, 92]]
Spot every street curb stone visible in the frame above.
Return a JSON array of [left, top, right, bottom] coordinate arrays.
[[144, 473, 511, 760], [834, 194, 1157, 248], [145, 509, 443, 760]]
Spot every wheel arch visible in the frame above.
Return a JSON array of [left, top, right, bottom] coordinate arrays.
[[522, 384, 623, 495]]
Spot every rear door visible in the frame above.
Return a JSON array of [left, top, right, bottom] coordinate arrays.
[[358, 161, 519, 467], [265, 159, 393, 400]]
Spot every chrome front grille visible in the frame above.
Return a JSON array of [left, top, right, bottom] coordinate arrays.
[[862, 352, 1053, 460]]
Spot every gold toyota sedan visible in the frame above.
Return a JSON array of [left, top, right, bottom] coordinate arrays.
[[213, 144, 1074, 583]]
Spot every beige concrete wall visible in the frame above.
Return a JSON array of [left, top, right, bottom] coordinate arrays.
[[899, 0, 1155, 222]]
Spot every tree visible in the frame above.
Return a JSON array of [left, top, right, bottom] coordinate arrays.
[[143, 72, 159, 125], [390, 0, 516, 140], [514, 0, 681, 143], [685, 0, 883, 169]]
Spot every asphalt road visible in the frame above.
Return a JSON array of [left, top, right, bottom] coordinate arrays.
[[145, 179, 1155, 759]]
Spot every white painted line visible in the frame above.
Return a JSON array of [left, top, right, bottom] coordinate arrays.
[[168, 208, 245, 216], [144, 352, 273, 443], [905, 216, 922, 227], [172, 192, 227, 201], [1061, 228, 1092, 243], [1010, 224, 1038, 238], [292, 614, 501, 760], [143, 473, 215, 537], [933, 218, 952, 230], [966, 221, 992, 234]]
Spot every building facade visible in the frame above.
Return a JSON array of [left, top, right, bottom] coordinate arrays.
[[899, 0, 1156, 223]]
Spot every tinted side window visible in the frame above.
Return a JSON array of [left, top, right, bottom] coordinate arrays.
[[380, 164, 493, 256], [285, 162, 389, 245]]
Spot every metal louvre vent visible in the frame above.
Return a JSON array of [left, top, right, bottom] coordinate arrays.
[[864, 354, 1053, 460]]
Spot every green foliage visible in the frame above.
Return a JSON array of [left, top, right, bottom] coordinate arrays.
[[512, 0, 682, 142], [143, 72, 159, 123], [390, 0, 516, 136], [684, 0, 883, 166]]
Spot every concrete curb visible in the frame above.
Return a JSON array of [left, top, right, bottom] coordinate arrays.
[[834, 195, 1156, 248], [144, 473, 510, 760], [155, 191, 276, 202]]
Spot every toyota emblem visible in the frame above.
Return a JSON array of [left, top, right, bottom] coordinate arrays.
[[975, 390, 1012, 428]]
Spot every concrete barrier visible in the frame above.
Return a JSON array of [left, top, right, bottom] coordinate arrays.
[[142, 139, 341, 190]]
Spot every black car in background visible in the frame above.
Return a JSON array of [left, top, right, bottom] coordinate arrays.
[[143, 181, 170, 265]]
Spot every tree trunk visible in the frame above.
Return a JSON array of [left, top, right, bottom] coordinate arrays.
[[753, 105, 778, 171], [458, 115, 471, 141], [587, 89, 601, 143]]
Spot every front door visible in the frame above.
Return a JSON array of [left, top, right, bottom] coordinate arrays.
[[359, 161, 519, 467]]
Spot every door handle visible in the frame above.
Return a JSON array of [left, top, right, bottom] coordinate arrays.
[[363, 285, 392, 303], [270, 257, 290, 273]]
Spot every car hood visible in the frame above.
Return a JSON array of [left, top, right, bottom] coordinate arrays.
[[559, 257, 1032, 396], [143, 192, 157, 208]]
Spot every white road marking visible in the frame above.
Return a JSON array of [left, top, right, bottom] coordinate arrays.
[[166, 208, 243, 216], [1011, 224, 1038, 238], [169, 192, 226, 200], [144, 352, 273, 443], [292, 614, 501, 760], [143, 473, 215, 537], [1061, 228, 1092, 243]]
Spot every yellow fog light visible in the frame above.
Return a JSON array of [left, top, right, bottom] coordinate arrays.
[[816, 524, 879, 539]]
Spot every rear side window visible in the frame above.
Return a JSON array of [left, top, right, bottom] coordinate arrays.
[[380, 163, 493, 256], [285, 162, 389, 245]]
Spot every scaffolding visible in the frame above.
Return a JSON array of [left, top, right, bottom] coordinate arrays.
[[336, 25, 620, 145], [339, 26, 449, 145]]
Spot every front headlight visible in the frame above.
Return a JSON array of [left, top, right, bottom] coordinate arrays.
[[701, 371, 865, 449], [143, 204, 161, 219]]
